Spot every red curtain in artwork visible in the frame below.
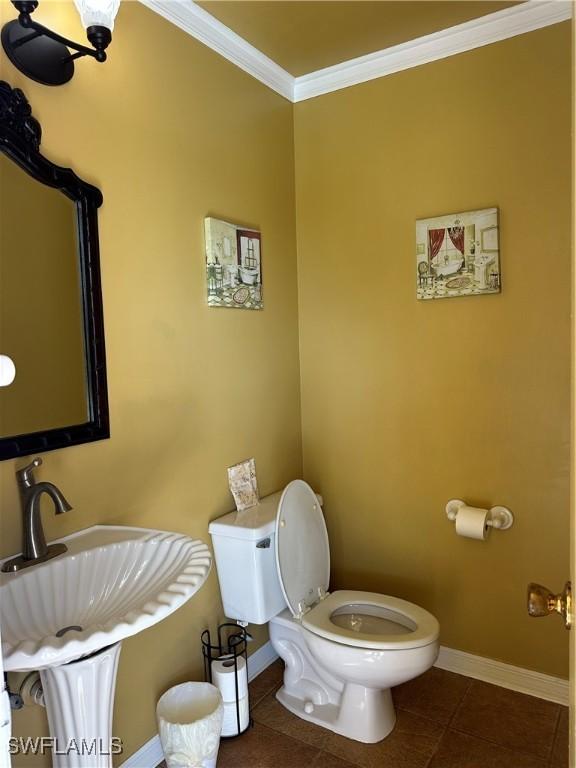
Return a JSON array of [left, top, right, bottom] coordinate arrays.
[[428, 229, 445, 262], [448, 226, 465, 254]]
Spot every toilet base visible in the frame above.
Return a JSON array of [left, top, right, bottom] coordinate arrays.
[[276, 684, 396, 744], [270, 611, 399, 743]]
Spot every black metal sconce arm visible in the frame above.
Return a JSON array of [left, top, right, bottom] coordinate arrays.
[[2, 1, 113, 86], [15, 7, 110, 63]]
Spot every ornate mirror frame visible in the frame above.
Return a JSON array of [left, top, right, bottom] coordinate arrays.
[[0, 80, 109, 459]]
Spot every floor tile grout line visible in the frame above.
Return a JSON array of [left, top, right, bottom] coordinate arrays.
[[395, 702, 464, 730], [549, 704, 563, 759], [310, 742, 366, 768], [319, 724, 445, 766], [430, 730, 555, 768], [251, 685, 282, 708], [318, 743, 375, 768], [431, 725, 449, 752], [446, 677, 562, 761], [393, 673, 474, 731], [251, 689, 331, 753], [314, 748, 363, 768], [448, 724, 555, 762], [243, 723, 328, 768], [249, 674, 284, 709], [217, 723, 329, 768], [306, 745, 326, 767], [445, 675, 474, 731], [249, 689, 274, 709], [428, 723, 448, 763], [456, 680, 560, 759]]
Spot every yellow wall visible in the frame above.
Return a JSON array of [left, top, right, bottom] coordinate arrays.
[[0, 1, 301, 764], [0, 157, 87, 436], [294, 23, 572, 678]]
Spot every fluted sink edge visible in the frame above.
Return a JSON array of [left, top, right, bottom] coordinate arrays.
[[0, 525, 212, 672]]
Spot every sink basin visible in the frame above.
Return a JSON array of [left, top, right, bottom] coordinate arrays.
[[0, 525, 211, 672]]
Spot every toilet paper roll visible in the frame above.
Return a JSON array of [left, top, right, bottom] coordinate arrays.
[[221, 695, 250, 736], [211, 656, 248, 702], [455, 506, 490, 540]]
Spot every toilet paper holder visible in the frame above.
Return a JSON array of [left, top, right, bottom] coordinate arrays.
[[446, 499, 514, 530], [201, 623, 251, 738]]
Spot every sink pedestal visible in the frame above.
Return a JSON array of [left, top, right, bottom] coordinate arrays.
[[40, 642, 122, 768]]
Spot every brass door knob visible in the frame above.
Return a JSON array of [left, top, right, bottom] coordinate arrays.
[[527, 582, 572, 629]]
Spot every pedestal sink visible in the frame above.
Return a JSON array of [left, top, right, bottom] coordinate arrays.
[[0, 525, 212, 767]]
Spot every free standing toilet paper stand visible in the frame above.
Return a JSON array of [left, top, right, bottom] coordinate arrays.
[[202, 624, 252, 738]]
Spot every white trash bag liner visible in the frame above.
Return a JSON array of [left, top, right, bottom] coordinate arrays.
[[157, 682, 224, 768]]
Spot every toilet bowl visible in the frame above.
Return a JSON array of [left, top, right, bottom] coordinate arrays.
[[209, 480, 440, 743]]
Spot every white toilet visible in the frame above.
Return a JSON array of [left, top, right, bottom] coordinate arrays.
[[209, 479, 439, 743]]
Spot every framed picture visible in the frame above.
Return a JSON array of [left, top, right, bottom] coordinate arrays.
[[204, 217, 263, 310], [415, 207, 500, 300]]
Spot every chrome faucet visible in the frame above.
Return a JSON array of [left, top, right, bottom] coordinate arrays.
[[1, 457, 72, 573]]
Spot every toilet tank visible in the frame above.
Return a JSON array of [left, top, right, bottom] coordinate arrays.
[[209, 491, 287, 624]]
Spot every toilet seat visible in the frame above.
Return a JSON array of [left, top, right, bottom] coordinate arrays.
[[274, 481, 439, 652], [275, 480, 330, 618], [302, 590, 439, 651]]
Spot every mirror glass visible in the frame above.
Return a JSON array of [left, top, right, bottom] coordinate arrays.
[[0, 154, 89, 437]]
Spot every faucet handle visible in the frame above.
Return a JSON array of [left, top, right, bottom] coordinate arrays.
[[16, 457, 42, 487]]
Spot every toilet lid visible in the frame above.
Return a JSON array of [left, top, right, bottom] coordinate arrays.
[[275, 480, 330, 619]]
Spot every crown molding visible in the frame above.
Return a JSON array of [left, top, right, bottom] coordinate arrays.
[[138, 0, 294, 101], [139, 1, 572, 104], [293, 1, 573, 102]]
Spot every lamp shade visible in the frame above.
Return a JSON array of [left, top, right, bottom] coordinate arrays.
[[0, 355, 16, 387], [73, 0, 121, 31]]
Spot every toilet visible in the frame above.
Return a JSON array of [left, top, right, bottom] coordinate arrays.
[[208, 479, 440, 744]]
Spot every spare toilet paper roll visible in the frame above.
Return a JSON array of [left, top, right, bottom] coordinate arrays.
[[455, 506, 490, 540], [211, 656, 248, 702], [221, 695, 250, 736]]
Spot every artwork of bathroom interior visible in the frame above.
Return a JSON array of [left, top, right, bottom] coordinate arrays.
[[205, 217, 263, 309], [416, 207, 500, 299], [0, 1, 573, 767]]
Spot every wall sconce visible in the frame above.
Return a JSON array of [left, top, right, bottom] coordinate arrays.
[[1, 0, 120, 86]]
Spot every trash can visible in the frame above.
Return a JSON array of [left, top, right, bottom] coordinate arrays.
[[157, 682, 224, 768]]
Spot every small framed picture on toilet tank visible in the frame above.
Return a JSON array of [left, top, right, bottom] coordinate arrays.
[[416, 207, 500, 301], [204, 217, 263, 310]]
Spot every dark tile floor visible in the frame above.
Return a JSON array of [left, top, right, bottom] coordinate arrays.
[[160, 660, 569, 767]]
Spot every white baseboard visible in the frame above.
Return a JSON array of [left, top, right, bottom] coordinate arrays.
[[119, 734, 164, 768], [248, 642, 569, 707], [119, 642, 280, 767], [246, 640, 279, 682], [121, 640, 567, 765], [242, 640, 569, 706], [435, 646, 569, 706]]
